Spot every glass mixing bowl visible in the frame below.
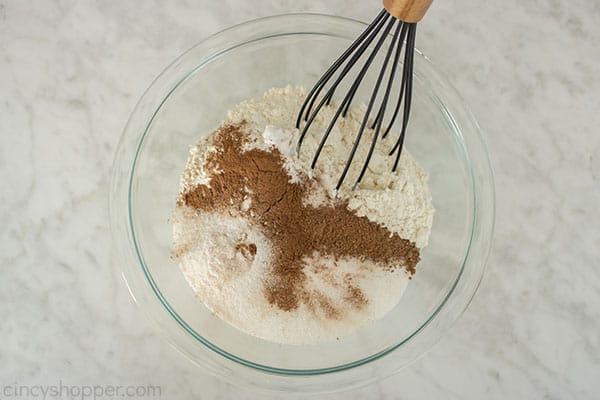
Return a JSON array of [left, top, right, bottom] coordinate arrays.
[[110, 13, 494, 393]]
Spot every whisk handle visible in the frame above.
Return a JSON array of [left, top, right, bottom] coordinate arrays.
[[383, 0, 432, 22]]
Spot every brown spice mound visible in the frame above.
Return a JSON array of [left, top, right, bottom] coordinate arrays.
[[182, 123, 420, 312]]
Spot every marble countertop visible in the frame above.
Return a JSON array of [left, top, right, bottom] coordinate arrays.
[[1, 0, 599, 398]]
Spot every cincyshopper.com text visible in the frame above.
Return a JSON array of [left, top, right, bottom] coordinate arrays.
[[1, 381, 162, 399]]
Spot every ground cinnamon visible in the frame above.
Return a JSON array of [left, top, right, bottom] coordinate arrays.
[[182, 123, 420, 312]]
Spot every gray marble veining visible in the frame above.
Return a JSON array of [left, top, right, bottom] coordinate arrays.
[[1, 0, 599, 398]]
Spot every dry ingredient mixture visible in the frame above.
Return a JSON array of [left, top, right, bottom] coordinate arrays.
[[173, 86, 434, 344]]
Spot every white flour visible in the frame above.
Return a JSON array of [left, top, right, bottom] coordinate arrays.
[[174, 86, 434, 344]]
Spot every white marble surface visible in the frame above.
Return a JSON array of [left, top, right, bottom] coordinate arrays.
[[1, 0, 599, 398]]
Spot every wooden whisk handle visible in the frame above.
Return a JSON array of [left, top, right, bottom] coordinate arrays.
[[383, 0, 432, 22]]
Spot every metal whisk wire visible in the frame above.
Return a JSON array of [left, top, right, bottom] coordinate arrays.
[[295, 9, 419, 191]]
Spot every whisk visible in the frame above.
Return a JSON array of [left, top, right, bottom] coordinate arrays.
[[296, 0, 432, 190]]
